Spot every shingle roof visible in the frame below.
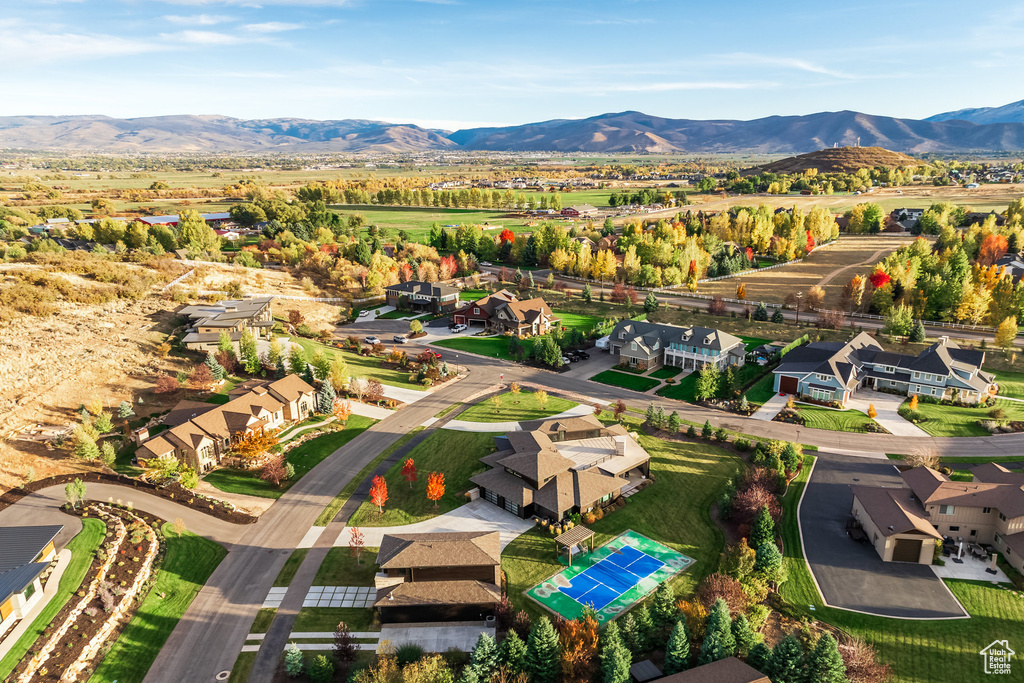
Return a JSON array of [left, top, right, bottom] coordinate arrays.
[[657, 657, 771, 683], [851, 485, 943, 538], [0, 526, 63, 573], [610, 320, 743, 355], [374, 580, 501, 607], [453, 289, 517, 317], [902, 466, 1024, 518], [385, 280, 459, 298], [376, 531, 501, 569], [494, 297, 556, 326]]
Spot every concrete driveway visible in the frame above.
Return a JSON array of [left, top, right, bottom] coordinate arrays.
[[846, 389, 928, 437], [800, 452, 967, 618]]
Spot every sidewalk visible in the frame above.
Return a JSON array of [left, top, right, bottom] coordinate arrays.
[[750, 392, 788, 421]]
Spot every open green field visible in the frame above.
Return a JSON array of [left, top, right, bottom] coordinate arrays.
[[347, 429, 499, 527], [591, 370, 660, 392], [291, 337, 425, 391], [780, 456, 1024, 683], [0, 520, 106, 681], [457, 389, 576, 422], [89, 523, 226, 683], [503, 434, 743, 619], [328, 205, 532, 243], [203, 415, 375, 499], [796, 404, 876, 432], [905, 398, 1024, 437]]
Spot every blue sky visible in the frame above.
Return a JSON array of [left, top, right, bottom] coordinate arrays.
[[3, 0, 1023, 130]]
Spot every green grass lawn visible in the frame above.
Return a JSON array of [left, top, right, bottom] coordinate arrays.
[[88, 523, 227, 683], [460, 289, 491, 300], [274, 549, 310, 587], [550, 311, 605, 334], [347, 430, 499, 527], [649, 366, 683, 380], [293, 607, 376, 633], [0, 520, 106, 681], [502, 435, 743, 620], [313, 547, 380, 585], [905, 398, 1024, 437], [994, 369, 1024, 399], [744, 372, 777, 405], [327, 204, 533, 244], [780, 456, 1024, 683], [252, 608, 277, 633], [738, 335, 771, 351], [291, 338, 425, 391], [433, 335, 527, 360], [655, 363, 772, 404], [203, 415, 375, 499], [456, 389, 576, 422], [796, 404, 876, 432], [591, 370, 660, 392]]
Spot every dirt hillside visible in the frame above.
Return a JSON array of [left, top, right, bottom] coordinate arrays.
[[744, 147, 917, 175]]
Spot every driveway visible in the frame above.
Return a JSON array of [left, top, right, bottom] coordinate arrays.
[[846, 389, 928, 437], [379, 623, 495, 653], [800, 452, 967, 618], [751, 392, 787, 421]]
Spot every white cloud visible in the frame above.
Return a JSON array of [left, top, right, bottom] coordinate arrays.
[[160, 30, 247, 44], [244, 22, 304, 32], [718, 52, 855, 80], [0, 28, 163, 64], [162, 14, 235, 25]]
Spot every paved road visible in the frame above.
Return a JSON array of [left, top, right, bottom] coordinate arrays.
[[799, 453, 966, 618]]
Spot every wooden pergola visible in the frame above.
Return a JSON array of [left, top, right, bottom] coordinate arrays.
[[554, 526, 595, 567]]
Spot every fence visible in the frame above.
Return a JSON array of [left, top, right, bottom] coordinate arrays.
[[814, 309, 997, 333], [161, 268, 194, 293]]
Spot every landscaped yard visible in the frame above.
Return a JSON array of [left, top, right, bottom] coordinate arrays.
[[738, 335, 771, 351], [903, 398, 1024, 437], [290, 337, 425, 391], [550, 311, 605, 334], [0, 520, 106, 680], [456, 389, 577, 422], [649, 366, 683, 380], [744, 372, 777, 405], [347, 429, 499, 527], [503, 433, 743, 620], [654, 362, 772, 404], [433, 334, 525, 360], [314, 547, 380, 586], [293, 607, 376, 633], [994, 369, 1024, 399], [590, 370, 660, 392], [203, 415, 376, 499], [89, 523, 227, 683], [780, 456, 1024, 683], [796, 404, 876, 433]]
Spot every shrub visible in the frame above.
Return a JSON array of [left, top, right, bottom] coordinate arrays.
[[696, 573, 748, 614], [714, 427, 728, 442], [396, 643, 426, 666], [308, 654, 334, 683], [686, 425, 697, 438], [990, 407, 1007, 419], [735, 438, 750, 452]]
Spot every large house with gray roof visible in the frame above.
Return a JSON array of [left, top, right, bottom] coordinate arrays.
[[178, 297, 275, 352], [1, 525, 62, 643], [773, 331, 993, 407], [384, 280, 460, 314], [609, 320, 745, 372]]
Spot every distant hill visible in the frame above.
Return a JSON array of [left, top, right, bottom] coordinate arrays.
[[742, 146, 917, 175], [5, 108, 1024, 154], [926, 99, 1024, 125]]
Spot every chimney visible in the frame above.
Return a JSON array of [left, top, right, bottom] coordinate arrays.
[[615, 437, 626, 456]]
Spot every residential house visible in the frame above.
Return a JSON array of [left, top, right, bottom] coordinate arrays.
[[471, 415, 650, 520], [384, 281, 460, 315], [609, 320, 745, 372], [1, 525, 63, 643], [561, 205, 598, 218], [851, 464, 1024, 573], [373, 531, 502, 624], [572, 236, 597, 252], [597, 235, 619, 251], [657, 657, 770, 683], [773, 331, 993, 406], [488, 297, 559, 336], [135, 374, 315, 471], [451, 289, 518, 329], [178, 297, 275, 352], [139, 212, 231, 228]]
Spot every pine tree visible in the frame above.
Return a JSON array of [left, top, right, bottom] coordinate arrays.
[[514, 268, 524, 285], [284, 642, 304, 677], [205, 351, 225, 381], [582, 283, 592, 302], [497, 629, 527, 673], [620, 613, 641, 658], [467, 633, 498, 682], [730, 614, 756, 656], [317, 382, 336, 414], [302, 363, 315, 386], [909, 318, 926, 343], [650, 581, 678, 633], [645, 403, 657, 425], [754, 540, 783, 579], [644, 290, 659, 314], [633, 604, 654, 653], [750, 506, 775, 548], [698, 598, 736, 664], [768, 634, 805, 683], [663, 620, 690, 674], [701, 420, 713, 439], [654, 406, 666, 430], [771, 308, 784, 324], [524, 617, 560, 683], [599, 621, 631, 683], [747, 642, 771, 673], [667, 411, 681, 433], [117, 400, 135, 420], [805, 633, 846, 683], [526, 271, 536, 289], [275, 362, 286, 379], [753, 302, 769, 321]]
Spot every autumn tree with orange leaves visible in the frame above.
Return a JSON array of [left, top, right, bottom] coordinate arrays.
[[558, 613, 599, 683], [232, 428, 279, 462], [426, 471, 445, 508], [369, 475, 388, 514], [401, 458, 418, 488], [333, 400, 352, 425]]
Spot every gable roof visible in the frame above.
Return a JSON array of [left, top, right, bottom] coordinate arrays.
[[376, 531, 501, 569], [902, 466, 1024, 518], [851, 485, 943, 539], [453, 289, 518, 317], [657, 657, 771, 683], [0, 526, 63, 573], [385, 280, 459, 298], [611, 320, 744, 356], [374, 580, 501, 607], [494, 297, 555, 325]]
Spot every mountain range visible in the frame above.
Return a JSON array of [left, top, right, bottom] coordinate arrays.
[[2, 99, 1024, 154]]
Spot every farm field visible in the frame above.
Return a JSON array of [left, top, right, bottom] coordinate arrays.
[[697, 234, 918, 309], [328, 204, 533, 242]]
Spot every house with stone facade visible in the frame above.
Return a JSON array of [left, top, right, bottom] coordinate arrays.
[[178, 297, 275, 352], [384, 281, 460, 315], [608, 320, 745, 372]]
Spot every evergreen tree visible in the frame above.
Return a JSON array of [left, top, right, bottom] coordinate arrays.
[[239, 328, 260, 374], [698, 599, 736, 664], [650, 582, 678, 632], [524, 617, 560, 683], [275, 362, 286, 379], [497, 629, 527, 673], [599, 621, 631, 683], [730, 613, 756, 656], [466, 633, 498, 682], [317, 381, 336, 414], [308, 654, 333, 683], [302, 363, 315, 386], [805, 633, 847, 683], [747, 642, 771, 673], [909, 318, 926, 343], [780, 442, 801, 473], [771, 308, 785, 324], [620, 613, 641, 659], [654, 406, 666, 430], [668, 411, 681, 433], [753, 302, 769, 321], [663, 619, 690, 674], [754, 540, 783, 579], [284, 643, 304, 677], [644, 290, 659, 314], [117, 400, 135, 420], [582, 283, 592, 302], [701, 420, 713, 439], [633, 604, 654, 652], [645, 403, 657, 425], [768, 634, 805, 683], [205, 351, 226, 381], [526, 270, 536, 289], [750, 506, 775, 548], [513, 268, 524, 285]]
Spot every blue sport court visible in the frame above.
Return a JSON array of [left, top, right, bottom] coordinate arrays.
[[559, 544, 665, 610]]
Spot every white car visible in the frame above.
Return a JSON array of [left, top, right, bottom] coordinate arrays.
[[364, 336, 381, 345], [480, 261, 492, 267], [357, 310, 371, 318], [562, 356, 573, 364], [451, 324, 468, 333]]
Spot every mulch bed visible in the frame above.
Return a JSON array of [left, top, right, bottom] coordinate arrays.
[[10, 504, 166, 683], [0, 472, 257, 524]]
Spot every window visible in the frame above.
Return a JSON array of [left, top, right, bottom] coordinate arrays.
[[22, 581, 36, 601], [474, 307, 479, 314], [949, 525, 960, 532], [631, 342, 637, 351], [939, 505, 955, 515], [1000, 512, 1008, 522], [983, 507, 992, 514], [816, 374, 831, 382], [996, 532, 1005, 546], [879, 365, 895, 373], [970, 529, 977, 537], [913, 371, 920, 380], [811, 388, 831, 401]]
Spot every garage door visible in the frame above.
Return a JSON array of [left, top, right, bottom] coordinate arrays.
[[892, 538, 923, 563], [779, 375, 798, 394]]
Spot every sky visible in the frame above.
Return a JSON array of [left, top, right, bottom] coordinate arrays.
[[3, 0, 1024, 130]]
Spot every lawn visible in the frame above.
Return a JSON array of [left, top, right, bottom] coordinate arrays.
[[738, 335, 771, 351], [327, 204, 533, 244], [88, 523, 227, 683], [460, 289, 491, 300], [203, 415, 376, 499], [0, 520, 106, 681], [433, 335, 526, 360], [905, 398, 1024, 437], [291, 337, 425, 391], [551, 311, 605, 334], [347, 430, 499, 527], [274, 549, 310, 587], [590, 370, 660, 392], [503, 435, 743, 620], [293, 607, 376, 633], [654, 363, 771, 403], [649, 366, 683, 380], [744, 372, 777, 405], [456, 389, 577, 422], [779, 456, 1024, 683], [994, 369, 1024, 399], [313, 547, 380, 586], [796, 404, 876, 433]]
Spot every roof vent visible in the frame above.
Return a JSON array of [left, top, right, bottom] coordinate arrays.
[[888, 525, 894, 531]]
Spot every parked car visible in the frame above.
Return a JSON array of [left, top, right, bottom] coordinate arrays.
[[364, 336, 381, 345], [562, 356, 573, 364], [357, 310, 371, 318], [480, 261, 492, 267], [574, 350, 590, 360], [450, 323, 468, 333], [393, 335, 408, 344]]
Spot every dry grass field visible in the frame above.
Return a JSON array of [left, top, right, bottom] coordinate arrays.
[[696, 234, 918, 308]]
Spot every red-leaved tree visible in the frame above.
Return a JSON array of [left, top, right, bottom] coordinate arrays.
[[369, 475, 388, 514], [401, 458, 417, 488], [868, 268, 890, 289], [426, 471, 445, 508], [805, 229, 815, 253], [155, 374, 178, 394], [499, 229, 515, 244], [978, 234, 1009, 266]]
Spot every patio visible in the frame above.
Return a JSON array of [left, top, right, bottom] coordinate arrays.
[[933, 549, 1010, 583]]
